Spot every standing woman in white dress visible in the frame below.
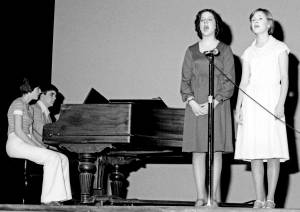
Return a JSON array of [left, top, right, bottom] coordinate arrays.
[[234, 8, 289, 209]]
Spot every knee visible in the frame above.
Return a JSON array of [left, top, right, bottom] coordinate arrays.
[[193, 152, 206, 159], [214, 152, 223, 160], [59, 153, 69, 166], [46, 151, 61, 164]]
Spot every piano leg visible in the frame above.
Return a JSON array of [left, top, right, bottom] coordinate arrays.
[[94, 156, 108, 197], [107, 156, 139, 200], [110, 164, 125, 198], [78, 153, 97, 204]]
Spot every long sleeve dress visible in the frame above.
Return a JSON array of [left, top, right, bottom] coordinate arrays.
[[180, 41, 235, 153], [234, 35, 289, 162]]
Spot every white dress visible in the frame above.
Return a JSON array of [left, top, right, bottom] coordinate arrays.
[[234, 35, 289, 162]]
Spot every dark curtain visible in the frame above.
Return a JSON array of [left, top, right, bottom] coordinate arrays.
[[0, 0, 55, 203]]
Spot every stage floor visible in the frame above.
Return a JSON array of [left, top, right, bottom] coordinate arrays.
[[0, 204, 299, 212]]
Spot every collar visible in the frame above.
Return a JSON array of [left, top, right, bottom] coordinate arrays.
[[37, 100, 50, 117]]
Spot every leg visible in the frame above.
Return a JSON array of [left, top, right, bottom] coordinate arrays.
[[41, 152, 71, 203], [57, 153, 72, 201], [6, 133, 72, 203], [212, 152, 222, 202], [266, 159, 280, 201], [251, 159, 265, 201], [192, 152, 206, 205]]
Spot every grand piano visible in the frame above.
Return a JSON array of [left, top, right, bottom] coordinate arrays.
[[43, 88, 188, 205]]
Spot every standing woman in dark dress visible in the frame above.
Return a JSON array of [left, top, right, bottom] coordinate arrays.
[[180, 9, 235, 206]]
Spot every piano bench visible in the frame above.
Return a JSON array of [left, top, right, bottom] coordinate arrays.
[[23, 160, 43, 204]]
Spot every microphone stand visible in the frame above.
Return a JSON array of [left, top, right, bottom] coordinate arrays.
[[206, 51, 215, 207]]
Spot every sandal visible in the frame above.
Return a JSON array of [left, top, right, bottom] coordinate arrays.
[[265, 200, 276, 209], [212, 199, 219, 207], [42, 201, 63, 206], [253, 200, 265, 208], [206, 199, 218, 207], [195, 199, 206, 207]]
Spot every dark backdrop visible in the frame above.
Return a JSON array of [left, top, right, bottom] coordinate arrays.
[[0, 0, 55, 203]]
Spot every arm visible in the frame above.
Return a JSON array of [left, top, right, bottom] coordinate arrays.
[[14, 114, 44, 148], [180, 49, 194, 102], [180, 48, 204, 116], [274, 51, 289, 118], [30, 127, 47, 148], [31, 105, 46, 145], [215, 46, 236, 103], [234, 59, 250, 124]]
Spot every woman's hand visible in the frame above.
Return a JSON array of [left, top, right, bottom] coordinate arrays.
[[198, 102, 208, 115], [234, 109, 243, 125], [189, 100, 205, 116], [274, 104, 285, 119], [190, 100, 220, 116], [214, 99, 220, 108]]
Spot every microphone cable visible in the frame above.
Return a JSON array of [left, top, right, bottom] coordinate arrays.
[[208, 55, 300, 134]]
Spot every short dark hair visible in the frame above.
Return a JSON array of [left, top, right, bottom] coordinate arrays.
[[40, 83, 58, 94], [195, 9, 223, 39], [19, 77, 40, 95], [249, 8, 274, 35]]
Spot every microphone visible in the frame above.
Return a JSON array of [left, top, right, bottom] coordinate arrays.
[[204, 48, 220, 56]]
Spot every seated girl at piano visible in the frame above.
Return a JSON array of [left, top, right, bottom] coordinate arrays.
[[6, 77, 72, 206]]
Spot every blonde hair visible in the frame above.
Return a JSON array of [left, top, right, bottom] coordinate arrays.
[[249, 8, 274, 34]]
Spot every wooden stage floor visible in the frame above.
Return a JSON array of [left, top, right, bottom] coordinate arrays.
[[0, 204, 299, 212]]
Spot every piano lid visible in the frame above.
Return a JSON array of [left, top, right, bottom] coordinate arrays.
[[110, 97, 168, 108], [83, 88, 110, 104], [83, 88, 167, 108]]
